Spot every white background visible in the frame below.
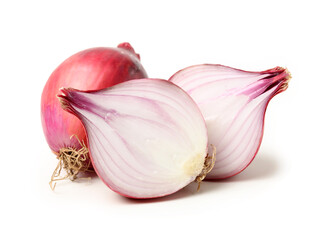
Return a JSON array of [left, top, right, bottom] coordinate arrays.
[[1, 0, 320, 239]]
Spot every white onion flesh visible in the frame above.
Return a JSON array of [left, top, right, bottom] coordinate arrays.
[[169, 65, 290, 179], [59, 79, 208, 198]]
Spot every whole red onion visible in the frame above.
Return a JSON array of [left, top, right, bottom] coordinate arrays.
[[41, 43, 147, 187]]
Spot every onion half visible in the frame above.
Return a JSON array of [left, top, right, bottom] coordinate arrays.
[[169, 64, 290, 179], [58, 79, 209, 199]]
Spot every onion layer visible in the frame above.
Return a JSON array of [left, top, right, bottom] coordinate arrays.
[[58, 79, 208, 199], [169, 64, 290, 179]]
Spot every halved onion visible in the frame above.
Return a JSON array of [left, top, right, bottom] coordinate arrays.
[[58, 79, 208, 198], [170, 64, 290, 179]]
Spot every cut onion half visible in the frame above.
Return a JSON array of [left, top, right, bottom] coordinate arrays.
[[169, 64, 290, 179], [58, 79, 209, 198]]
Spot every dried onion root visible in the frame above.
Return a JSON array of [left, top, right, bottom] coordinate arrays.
[[49, 135, 92, 190], [195, 145, 216, 191]]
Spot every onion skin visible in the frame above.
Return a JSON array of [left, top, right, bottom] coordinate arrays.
[[41, 43, 147, 154], [169, 64, 290, 179]]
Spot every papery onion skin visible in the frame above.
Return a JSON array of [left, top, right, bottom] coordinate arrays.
[[169, 64, 290, 179], [58, 79, 208, 199], [41, 43, 147, 155]]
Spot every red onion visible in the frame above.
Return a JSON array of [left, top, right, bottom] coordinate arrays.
[[41, 43, 147, 187], [58, 79, 211, 199], [169, 64, 290, 179]]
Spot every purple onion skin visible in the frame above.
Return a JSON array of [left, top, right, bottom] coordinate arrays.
[[41, 43, 147, 155]]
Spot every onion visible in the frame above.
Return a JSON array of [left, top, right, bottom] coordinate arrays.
[[169, 64, 290, 179], [58, 79, 211, 199], [41, 43, 147, 188]]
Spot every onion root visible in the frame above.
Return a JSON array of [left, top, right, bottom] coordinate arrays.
[[49, 135, 92, 190], [195, 145, 216, 191]]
